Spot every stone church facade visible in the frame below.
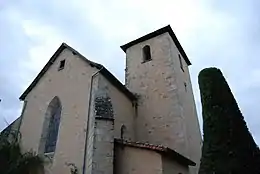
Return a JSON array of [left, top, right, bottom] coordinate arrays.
[[6, 25, 202, 174]]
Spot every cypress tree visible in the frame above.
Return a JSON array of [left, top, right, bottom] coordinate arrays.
[[198, 67, 259, 174]]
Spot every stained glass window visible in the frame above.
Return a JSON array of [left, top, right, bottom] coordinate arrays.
[[43, 97, 62, 153]]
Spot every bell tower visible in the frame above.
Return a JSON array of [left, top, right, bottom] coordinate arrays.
[[121, 25, 202, 173]]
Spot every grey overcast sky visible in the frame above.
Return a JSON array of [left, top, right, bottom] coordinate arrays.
[[1, 0, 260, 144]]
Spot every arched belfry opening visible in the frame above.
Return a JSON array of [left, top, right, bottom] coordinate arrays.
[[120, 124, 126, 140], [142, 45, 151, 62], [39, 96, 62, 154]]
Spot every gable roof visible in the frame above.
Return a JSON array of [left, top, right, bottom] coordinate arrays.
[[115, 138, 196, 166], [0, 117, 21, 134], [19, 43, 137, 101], [120, 25, 191, 66]]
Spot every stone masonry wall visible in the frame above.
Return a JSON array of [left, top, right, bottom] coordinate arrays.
[[98, 75, 136, 142], [168, 37, 202, 174], [19, 48, 97, 174], [92, 119, 114, 174], [89, 73, 136, 174], [84, 75, 99, 174], [125, 33, 189, 157], [90, 74, 115, 174]]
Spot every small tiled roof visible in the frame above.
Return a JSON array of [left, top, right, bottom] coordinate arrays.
[[120, 25, 191, 66], [115, 138, 196, 166], [19, 43, 137, 101]]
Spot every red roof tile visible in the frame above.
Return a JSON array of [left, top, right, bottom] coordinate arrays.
[[114, 138, 196, 166]]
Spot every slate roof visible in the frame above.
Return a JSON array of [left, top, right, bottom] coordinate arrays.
[[120, 25, 191, 66], [0, 117, 21, 135], [115, 138, 196, 166], [19, 43, 137, 101]]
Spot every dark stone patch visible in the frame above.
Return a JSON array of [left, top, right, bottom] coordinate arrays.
[[94, 96, 114, 119], [95, 116, 114, 121]]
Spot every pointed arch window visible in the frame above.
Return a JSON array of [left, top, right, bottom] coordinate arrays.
[[39, 97, 62, 154]]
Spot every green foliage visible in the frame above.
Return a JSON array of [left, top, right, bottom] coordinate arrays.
[[198, 67, 260, 174], [0, 129, 45, 174]]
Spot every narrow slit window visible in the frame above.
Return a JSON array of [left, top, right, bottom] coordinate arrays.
[[59, 60, 65, 70], [178, 54, 184, 72], [142, 45, 151, 62], [120, 125, 126, 140], [184, 82, 187, 92]]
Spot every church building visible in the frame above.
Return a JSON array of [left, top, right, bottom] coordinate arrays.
[[6, 25, 202, 174]]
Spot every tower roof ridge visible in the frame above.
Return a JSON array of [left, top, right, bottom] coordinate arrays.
[[120, 25, 191, 66]]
